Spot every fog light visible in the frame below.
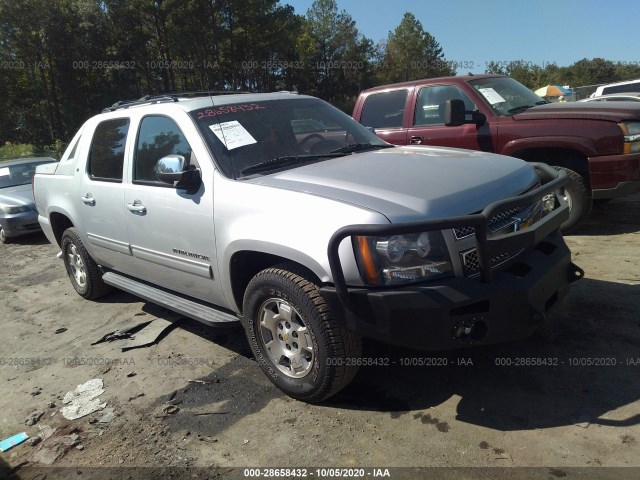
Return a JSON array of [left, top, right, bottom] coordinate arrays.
[[541, 194, 556, 214]]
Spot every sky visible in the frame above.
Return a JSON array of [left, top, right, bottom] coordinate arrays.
[[284, 0, 638, 74]]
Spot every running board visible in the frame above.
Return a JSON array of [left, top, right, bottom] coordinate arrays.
[[102, 272, 239, 326]]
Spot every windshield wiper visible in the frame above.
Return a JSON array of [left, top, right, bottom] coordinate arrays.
[[329, 143, 394, 154], [240, 153, 347, 176], [507, 105, 535, 114]]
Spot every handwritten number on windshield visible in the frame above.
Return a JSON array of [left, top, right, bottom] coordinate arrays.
[[197, 104, 266, 119]]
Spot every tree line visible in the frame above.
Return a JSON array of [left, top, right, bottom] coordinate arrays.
[[486, 58, 640, 96], [1, 0, 639, 154]]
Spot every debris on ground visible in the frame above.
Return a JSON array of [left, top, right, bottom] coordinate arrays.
[[60, 433, 80, 447], [87, 428, 104, 438], [54, 327, 67, 334], [28, 436, 42, 447], [155, 405, 180, 418], [120, 318, 179, 351], [61, 378, 107, 420], [126, 371, 137, 377], [97, 407, 117, 424], [91, 321, 152, 345], [25, 410, 44, 426], [27, 425, 57, 447], [31, 427, 80, 465], [30, 387, 42, 396], [0, 432, 29, 452]]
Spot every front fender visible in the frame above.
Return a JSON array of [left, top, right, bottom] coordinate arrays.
[[502, 136, 597, 158]]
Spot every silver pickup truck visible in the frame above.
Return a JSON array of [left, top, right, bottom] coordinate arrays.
[[34, 92, 582, 402]]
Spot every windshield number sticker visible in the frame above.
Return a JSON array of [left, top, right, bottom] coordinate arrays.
[[197, 103, 265, 119], [478, 88, 506, 105], [209, 121, 257, 150], [0, 167, 9, 177]]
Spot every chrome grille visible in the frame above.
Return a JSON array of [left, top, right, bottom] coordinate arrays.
[[452, 225, 475, 240], [452, 203, 533, 240], [460, 248, 523, 277]]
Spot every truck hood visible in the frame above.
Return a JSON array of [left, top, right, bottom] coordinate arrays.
[[250, 146, 538, 223], [0, 184, 35, 207], [514, 102, 640, 122]]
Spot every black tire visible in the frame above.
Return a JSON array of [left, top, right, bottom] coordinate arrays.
[[242, 265, 362, 403], [61, 227, 111, 299], [553, 166, 592, 233], [0, 227, 10, 244]]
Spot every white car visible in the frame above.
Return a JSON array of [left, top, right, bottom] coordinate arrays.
[[580, 93, 640, 103]]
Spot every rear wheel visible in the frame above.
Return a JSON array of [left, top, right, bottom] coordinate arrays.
[[553, 166, 592, 233], [242, 265, 362, 402], [61, 227, 111, 299]]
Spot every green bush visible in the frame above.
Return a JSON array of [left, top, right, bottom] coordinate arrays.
[[0, 142, 37, 160]]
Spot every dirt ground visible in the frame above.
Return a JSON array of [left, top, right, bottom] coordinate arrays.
[[1, 194, 639, 480]]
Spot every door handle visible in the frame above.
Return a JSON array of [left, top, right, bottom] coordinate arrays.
[[80, 194, 95, 206], [409, 136, 424, 144], [127, 200, 147, 214]]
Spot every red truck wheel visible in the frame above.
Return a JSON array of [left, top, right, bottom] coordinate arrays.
[[554, 167, 592, 233]]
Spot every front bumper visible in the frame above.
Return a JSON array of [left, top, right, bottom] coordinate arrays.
[[321, 233, 581, 350], [0, 210, 42, 238], [322, 163, 582, 350], [589, 152, 640, 199]]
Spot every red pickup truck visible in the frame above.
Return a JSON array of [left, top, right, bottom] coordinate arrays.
[[352, 74, 640, 231]]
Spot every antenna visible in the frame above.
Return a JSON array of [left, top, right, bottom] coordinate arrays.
[[202, 66, 230, 151]]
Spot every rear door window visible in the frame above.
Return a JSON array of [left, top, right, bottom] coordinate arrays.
[[360, 90, 408, 128], [88, 119, 130, 182]]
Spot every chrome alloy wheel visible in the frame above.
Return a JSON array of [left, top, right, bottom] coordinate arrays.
[[257, 298, 314, 378], [67, 244, 87, 287], [561, 186, 573, 210]]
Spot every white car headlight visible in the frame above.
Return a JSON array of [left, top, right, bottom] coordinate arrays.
[[353, 230, 454, 286]]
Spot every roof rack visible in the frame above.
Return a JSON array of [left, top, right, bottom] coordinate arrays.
[[102, 95, 179, 112], [102, 90, 255, 112]]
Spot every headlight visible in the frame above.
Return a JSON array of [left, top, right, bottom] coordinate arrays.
[[0, 204, 32, 214], [353, 230, 454, 286], [619, 121, 640, 154]]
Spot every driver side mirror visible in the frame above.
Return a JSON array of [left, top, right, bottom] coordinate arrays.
[[155, 155, 201, 189], [444, 99, 487, 127]]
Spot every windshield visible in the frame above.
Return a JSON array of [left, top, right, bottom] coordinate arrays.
[[0, 160, 55, 189], [468, 77, 547, 116], [191, 97, 389, 178]]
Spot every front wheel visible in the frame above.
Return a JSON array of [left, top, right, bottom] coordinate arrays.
[[554, 167, 592, 233], [242, 265, 362, 402], [0, 227, 10, 244], [61, 227, 111, 299]]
